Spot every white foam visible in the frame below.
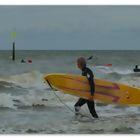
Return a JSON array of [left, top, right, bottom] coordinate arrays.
[[119, 76, 140, 88], [94, 65, 133, 75], [113, 69, 133, 75], [94, 65, 112, 73], [0, 70, 47, 89], [0, 93, 17, 109], [0, 90, 54, 109]]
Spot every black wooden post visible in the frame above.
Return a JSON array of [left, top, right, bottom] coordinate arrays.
[[12, 41, 15, 61]]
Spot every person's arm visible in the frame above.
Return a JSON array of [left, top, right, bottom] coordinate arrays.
[[86, 68, 95, 96]]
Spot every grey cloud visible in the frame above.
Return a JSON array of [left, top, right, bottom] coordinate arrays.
[[0, 6, 140, 50]]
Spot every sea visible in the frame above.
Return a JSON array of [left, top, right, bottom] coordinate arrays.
[[0, 50, 140, 134]]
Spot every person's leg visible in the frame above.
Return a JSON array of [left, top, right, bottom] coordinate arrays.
[[75, 98, 87, 106], [74, 98, 87, 115], [87, 100, 99, 118]]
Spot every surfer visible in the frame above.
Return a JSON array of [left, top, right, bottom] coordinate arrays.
[[133, 65, 140, 72], [21, 59, 26, 63], [74, 57, 99, 118]]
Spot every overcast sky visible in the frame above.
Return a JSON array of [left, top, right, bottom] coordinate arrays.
[[0, 6, 140, 50]]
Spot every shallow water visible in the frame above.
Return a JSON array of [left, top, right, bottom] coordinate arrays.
[[0, 50, 140, 134]]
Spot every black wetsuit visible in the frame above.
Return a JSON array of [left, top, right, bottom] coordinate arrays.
[[134, 69, 140, 72], [74, 66, 98, 118], [133, 68, 140, 72], [133, 65, 140, 72]]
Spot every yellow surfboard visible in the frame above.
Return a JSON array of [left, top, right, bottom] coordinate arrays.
[[44, 73, 140, 105]]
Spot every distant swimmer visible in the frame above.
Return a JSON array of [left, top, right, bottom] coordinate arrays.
[[87, 55, 93, 60], [28, 59, 32, 64], [21, 59, 26, 63], [133, 65, 140, 72]]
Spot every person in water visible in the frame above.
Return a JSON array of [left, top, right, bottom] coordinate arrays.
[[74, 57, 99, 118], [133, 65, 140, 72], [21, 59, 26, 63]]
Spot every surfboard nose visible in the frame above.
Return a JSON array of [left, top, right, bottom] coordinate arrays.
[[44, 73, 64, 81], [44, 74, 58, 90], [44, 75, 51, 85], [44, 74, 52, 81]]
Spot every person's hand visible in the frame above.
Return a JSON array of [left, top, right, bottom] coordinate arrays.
[[88, 95, 94, 101]]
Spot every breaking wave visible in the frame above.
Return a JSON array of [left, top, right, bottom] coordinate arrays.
[[0, 70, 53, 109], [94, 65, 140, 87]]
